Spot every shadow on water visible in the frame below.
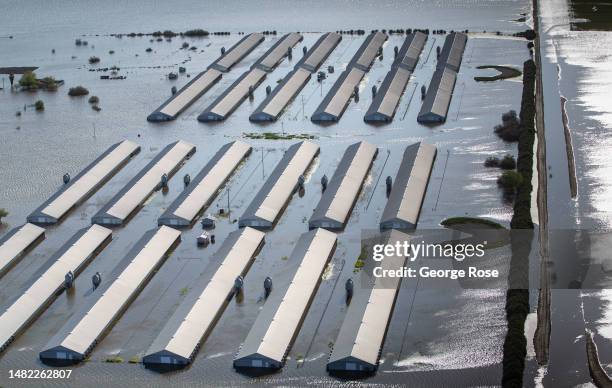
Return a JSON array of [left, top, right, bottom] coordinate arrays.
[[326, 370, 375, 380], [144, 363, 189, 374], [233, 366, 282, 378]]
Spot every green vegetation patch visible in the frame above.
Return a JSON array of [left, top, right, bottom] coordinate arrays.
[[41, 76, 59, 91], [511, 60, 536, 230], [18, 71, 39, 90], [440, 217, 505, 230], [475, 65, 522, 82], [17, 73, 60, 91], [494, 110, 521, 142], [183, 29, 209, 37], [243, 132, 316, 141], [497, 170, 523, 190], [105, 356, 123, 363], [501, 59, 537, 388], [485, 154, 516, 170], [68, 86, 89, 96], [354, 245, 368, 269]]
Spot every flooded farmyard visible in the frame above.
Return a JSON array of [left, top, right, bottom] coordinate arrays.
[[2, 1, 612, 387]]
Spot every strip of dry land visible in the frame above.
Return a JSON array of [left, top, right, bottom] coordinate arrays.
[[532, 0, 551, 367], [561, 96, 578, 198]]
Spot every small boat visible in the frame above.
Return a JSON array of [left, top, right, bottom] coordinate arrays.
[[197, 232, 210, 246]]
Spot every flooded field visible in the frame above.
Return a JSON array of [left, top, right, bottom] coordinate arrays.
[[0, 1, 539, 386], [526, 0, 612, 386]]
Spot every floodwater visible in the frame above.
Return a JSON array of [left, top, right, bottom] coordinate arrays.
[[0, 1, 536, 387], [528, 0, 612, 387]]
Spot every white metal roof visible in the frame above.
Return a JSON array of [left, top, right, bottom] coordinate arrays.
[[399, 31, 427, 71], [235, 228, 337, 365], [418, 67, 457, 122], [215, 33, 265, 71], [159, 69, 222, 117], [104, 140, 195, 221], [145, 227, 265, 361], [310, 141, 378, 228], [439, 32, 467, 73], [319, 67, 365, 119], [40, 140, 140, 220], [55, 226, 180, 356], [430, 68, 457, 118], [353, 31, 387, 70], [328, 230, 408, 368], [261, 68, 311, 118], [209, 68, 267, 117], [301, 32, 342, 72], [240, 141, 319, 226], [0, 225, 111, 350], [0, 223, 45, 277], [377, 68, 411, 118], [257, 33, 303, 71], [171, 141, 252, 223], [393, 143, 436, 226]]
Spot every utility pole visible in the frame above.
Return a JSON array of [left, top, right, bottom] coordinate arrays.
[[227, 187, 230, 215], [261, 147, 265, 179]]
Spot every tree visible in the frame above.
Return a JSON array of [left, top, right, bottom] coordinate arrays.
[[0, 208, 8, 224], [19, 71, 38, 90], [500, 154, 517, 170], [68, 86, 89, 96], [497, 171, 523, 189]]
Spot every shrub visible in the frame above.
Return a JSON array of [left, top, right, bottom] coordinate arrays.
[[524, 29, 536, 40], [183, 29, 209, 37], [109, 50, 115, 54], [41, 76, 58, 91], [34, 100, 44, 111], [145, 47, 152, 52], [88, 95, 99, 104], [484, 157, 500, 168], [0, 208, 8, 223], [441, 217, 504, 229], [494, 110, 521, 142], [501, 61, 537, 387], [88, 56, 100, 64], [512, 59, 537, 230], [497, 171, 523, 189], [500, 154, 517, 170], [181, 42, 189, 49], [19, 71, 38, 90], [68, 86, 89, 96]]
